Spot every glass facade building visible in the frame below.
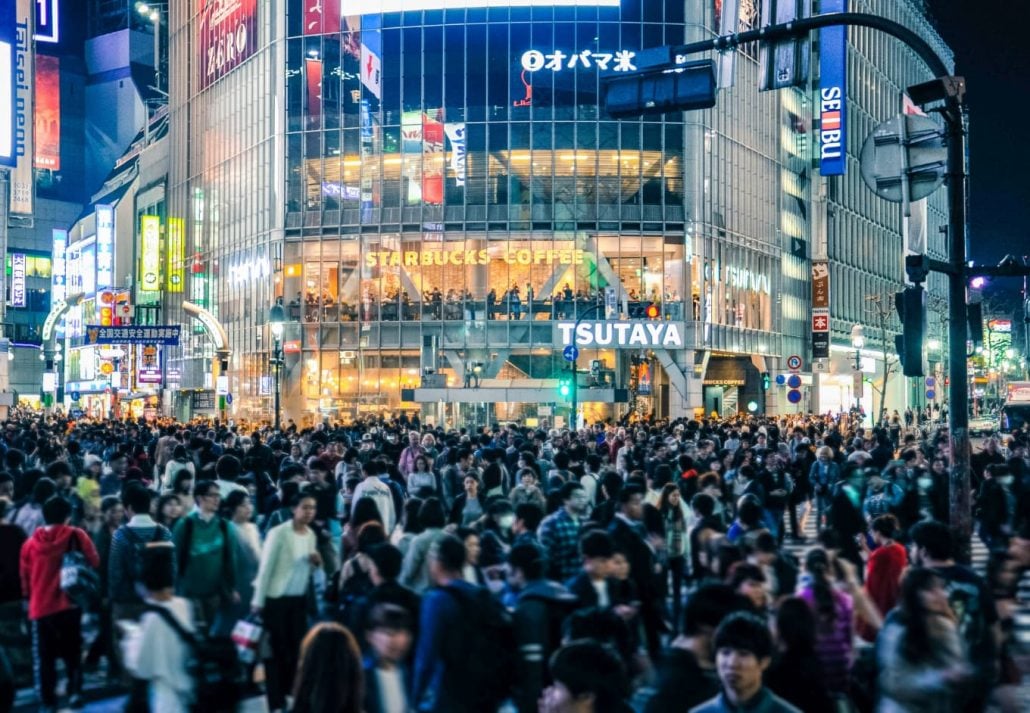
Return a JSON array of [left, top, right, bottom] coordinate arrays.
[[164, 0, 804, 425]]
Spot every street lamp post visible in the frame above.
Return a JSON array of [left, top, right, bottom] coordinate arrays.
[[269, 303, 285, 431], [851, 325, 865, 416], [136, 2, 165, 94]]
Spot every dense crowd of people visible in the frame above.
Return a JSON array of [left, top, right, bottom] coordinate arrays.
[[0, 409, 1027, 713]]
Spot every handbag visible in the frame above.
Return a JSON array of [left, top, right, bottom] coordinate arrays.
[[60, 533, 99, 610], [230, 614, 264, 665]]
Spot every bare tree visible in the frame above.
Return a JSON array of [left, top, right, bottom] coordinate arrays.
[[865, 294, 900, 425]]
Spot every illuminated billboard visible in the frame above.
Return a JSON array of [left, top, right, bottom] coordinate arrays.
[[199, 0, 258, 89], [10, 252, 25, 307], [34, 0, 59, 43], [96, 205, 114, 289], [140, 215, 161, 292], [166, 217, 185, 292], [0, 0, 14, 167], [339, 0, 619, 10], [7, 0, 32, 215], [52, 229, 67, 302], [34, 55, 60, 170]]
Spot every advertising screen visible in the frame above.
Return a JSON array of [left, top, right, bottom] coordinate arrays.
[[140, 215, 161, 292], [96, 205, 115, 289], [34, 55, 60, 170], [199, 0, 258, 89]]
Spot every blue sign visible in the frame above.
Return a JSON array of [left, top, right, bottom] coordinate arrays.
[[925, 390, 936, 400], [70, 391, 80, 402], [0, 0, 16, 168], [34, 0, 59, 43], [925, 377, 935, 388], [775, 374, 786, 386], [818, 0, 847, 176], [562, 345, 579, 362], [85, 325, 181, 346], [226, 393, 233, 405], [786, 374, 803, 389], [787, 389, 803, 404]]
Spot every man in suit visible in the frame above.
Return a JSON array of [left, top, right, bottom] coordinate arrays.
[[607, 485, 664, 658], [565, 529, 617, 611]]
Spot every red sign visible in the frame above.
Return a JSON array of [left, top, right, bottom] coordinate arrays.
[[303, 0, 340, 35], [283, 340, 301, 354], [34, 55, 60, 170], [198, 0, 258, 90], [305, 58, 322, 122], [812, 313, 830, 332]]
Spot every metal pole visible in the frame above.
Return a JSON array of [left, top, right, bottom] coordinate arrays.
[[945, 103, 972, 562], [569, 302, 603, 430], [273, 339, 281, 431]]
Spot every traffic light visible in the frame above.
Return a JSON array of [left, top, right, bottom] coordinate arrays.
[[894, 287, 927, 377], [645, 302, 660, 320], [558, 373, 572, 399], [761, 372, 771, 391], [605, 60, 717, 119]]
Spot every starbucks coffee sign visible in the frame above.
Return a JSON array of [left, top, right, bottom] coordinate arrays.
[[556, 321, 685, 349]]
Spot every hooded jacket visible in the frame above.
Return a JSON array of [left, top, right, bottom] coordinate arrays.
[[20, 524, 100, 620], [512, 579, 578, 713]]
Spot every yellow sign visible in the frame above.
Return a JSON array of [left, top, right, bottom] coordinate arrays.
[[364, 248, 586, 269], [100, 362, 114, 375], [166, 218, 185, 293], [140, 216, 161, 292]]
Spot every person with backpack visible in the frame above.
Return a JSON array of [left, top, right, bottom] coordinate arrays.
[[412, 534, 514, 713], [109, 483, 173, 622], [19, 495, 100, 712], [172, 480, 239, 633], [252, 492, 322, 713], [507, 542, 578, 713]]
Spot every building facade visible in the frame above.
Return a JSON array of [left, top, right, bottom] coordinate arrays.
[[154, 0, 952, 427]]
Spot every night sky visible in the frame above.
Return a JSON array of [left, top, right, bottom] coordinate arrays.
[[926, 0, 1030, 265]]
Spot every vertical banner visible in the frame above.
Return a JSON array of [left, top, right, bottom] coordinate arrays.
[[51, 228, 66, 302], [359, 15, 382, 100], [401, 110, 422, 204], [95, 204, 114, 289], [818, 0, 847, 176], [33, 53, 58, 169], [198, 0, 258, 90], [422, 110, 444, 205], [444, 122, 466, 187], [305, 58, 322, 123], [166, 217, 185, 292], [8, 0, 33, 215], [304, 0, 340, 35], [10, 252, 25, 307], [0, 0, 16, 167], [811, 260, 830, 359], [140, 215, 161, 292]]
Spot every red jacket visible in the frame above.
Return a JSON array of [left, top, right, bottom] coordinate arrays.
[[20, 524, 100, 620], [863, 541, 907, 632]]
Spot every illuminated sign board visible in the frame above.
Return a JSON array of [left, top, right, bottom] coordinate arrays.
[[34, 55, 60, 169], [140, 215, 161, 292], [96, 205, 114, 289], [51, 229, 66, 302], [0, 0, 14, 167], [818, 0, 847, 176], [34, 0, 59, 43], [365, 247, 586, 268], [7, 0, 32, 215], [166, 217, 185, 292], [556, 321, 685, 349], [10, 252, 25, 307], [199, 0, 258, 90], [340, 0, 620, 10], [521, 49, 637, 73], [81, 244, 96, 296]]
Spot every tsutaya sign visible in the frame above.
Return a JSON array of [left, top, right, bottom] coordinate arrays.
[[557, 321, 685, 349]]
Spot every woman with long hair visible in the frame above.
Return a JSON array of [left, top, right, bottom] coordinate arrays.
[[798, 547, 854, 700], [291, 622, 364, 713], [657, 482, 688, 629], [406, 455, 437, 497], [765, 597, 836, 713], [877, 568, 970, 713]]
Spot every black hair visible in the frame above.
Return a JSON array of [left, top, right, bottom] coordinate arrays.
[[580, 529, 615, 559], [910, 520, 953, 561], [193, 479, 218, 500], [402, 498, 424, 534], [356, 521, 388, 554], [691, 492, 717, 518], [736, 497, 763, 528], [215, 454, 242, 481], [729, 562, 766, 590], [713, 611, 774, 660], [559, 481, 585, 502], [871, 513, 899, 539], [804, 548, 838, 626], [42, 495, 72, 525], [548, 641, 628, 713], [431, 534, 467, 574], [367, 603, 412, 632], [122, 482, 153, 515], [367, 543, 403, 581], [509, 542, 545, 580], [617, 484, 644, 505], [31, 477, 57, 505], [897, 567, 944, 664], [682, 583, 746, 637], [775, 597, 817, 653], [514, 502, 544, 531], [418, 497, 446, 529], [289, 490, 318, 508], [141, 543, 176, 591]]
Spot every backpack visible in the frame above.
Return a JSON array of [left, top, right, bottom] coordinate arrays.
[[122, 526, 167, 596], [60, 532, 99, 611], [177, 516, 231, 582], [440, 585, 517, 711], [145, 604, 242, 713]]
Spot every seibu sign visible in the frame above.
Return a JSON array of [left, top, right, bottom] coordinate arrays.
[[557, 321, 684, 349]]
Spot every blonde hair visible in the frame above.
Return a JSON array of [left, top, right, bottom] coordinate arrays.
[[816, 446, 833, 459]]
